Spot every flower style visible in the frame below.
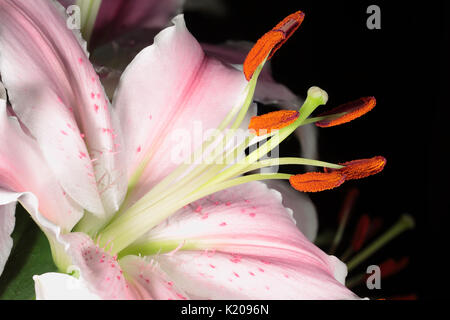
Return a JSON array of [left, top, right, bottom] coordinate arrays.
[[0, 0, 384, 299]]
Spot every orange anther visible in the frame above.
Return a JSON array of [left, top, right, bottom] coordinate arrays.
[[289, 171, 346, 192], [327, 156, 386, 181], [315, 97, 376, 127], [248, 110, 299, 135], [243, 11, 305, 80]]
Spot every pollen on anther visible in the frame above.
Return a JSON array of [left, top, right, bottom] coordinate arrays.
[[249, 110, 299, 135], [243, 11, 305, 80], [289, 171, 346, 192], [315, 96, 376, 127], [327, 156, 387, 181]]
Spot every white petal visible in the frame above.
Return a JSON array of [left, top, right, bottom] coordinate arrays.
[[34, 272, 101, 300]]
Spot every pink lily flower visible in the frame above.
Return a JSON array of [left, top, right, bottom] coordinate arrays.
[[0, 0, 383, 299]]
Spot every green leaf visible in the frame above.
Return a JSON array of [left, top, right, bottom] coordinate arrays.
[[0, 205, 57, 300]]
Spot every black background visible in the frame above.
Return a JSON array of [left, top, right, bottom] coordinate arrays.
[[185, 0, 448, 299]]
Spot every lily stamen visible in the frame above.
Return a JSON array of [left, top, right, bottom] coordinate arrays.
[[244, 11, 305, 80], [325, 156, 387, 181], [289, 171, 347, 192], [316, 96, 377, 128], [249, 110, 300, 135]]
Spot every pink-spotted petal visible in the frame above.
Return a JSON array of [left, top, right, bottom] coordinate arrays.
[[62, 232, 137, 299], [154, 251, 356, 299], [0, 0, 127, 215], [119, 255, 190, 300], [137, 182, 356, 299], [113, 15, 248, 207], [0, 100, 83, 231]]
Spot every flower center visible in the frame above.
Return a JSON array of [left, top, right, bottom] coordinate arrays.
[[82, 11, 385, 258], [97, 80, 340, 254]]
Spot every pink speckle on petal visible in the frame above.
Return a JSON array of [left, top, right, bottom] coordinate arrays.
[[230, 254, 242, 263], [79, 151, 87, 159], [60, 130, 68, 136], [249, 271, 255, 276], [219, 222, 227, 227], [249, 213, 256, 218], [209, 264, 216, 269], [176, 293, 187, 300], [137, 146, 142, 153], [225, 202, 231, 206], [195, 205, 202, 213], [233, 272, 240, 278], [78, 57, 83, 64], [258, 267, 265, 273], [91, 92, 95, 99], [94, 104, 99, 112]]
